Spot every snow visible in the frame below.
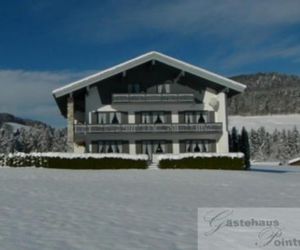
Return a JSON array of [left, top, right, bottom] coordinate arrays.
[[3, 122, 31, 132], [229, 114, 300, 132], [288, 157, 300, 165], [5, 152, 149, 161], [251, 161, 282, 166], [0, 167, 300, 250], [158, 152, 244, 161]]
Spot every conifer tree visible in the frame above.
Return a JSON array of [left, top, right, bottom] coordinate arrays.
[[231, 127, 239, 152], [239, 127, 250, 169]]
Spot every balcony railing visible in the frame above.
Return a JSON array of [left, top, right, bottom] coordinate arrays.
[[75, 123, 222, 134], [112, 93, 194, 103]]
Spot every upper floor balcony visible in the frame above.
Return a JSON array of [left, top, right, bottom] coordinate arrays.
[[75, 123, 222, 134], [112, 93, 195, 103]]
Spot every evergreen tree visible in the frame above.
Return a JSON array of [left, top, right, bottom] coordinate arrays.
[[239, 127, 250, 169], [230, 127, 239, 152]]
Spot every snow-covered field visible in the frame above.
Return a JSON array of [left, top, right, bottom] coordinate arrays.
[[0, 167, 300, 250], [229, 114, 300, 131]]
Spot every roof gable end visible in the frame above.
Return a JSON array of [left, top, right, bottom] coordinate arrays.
[[53, 51, 246, 98]]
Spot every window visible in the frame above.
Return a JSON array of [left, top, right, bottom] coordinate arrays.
[[98, 141, 123, 153], [98, 112, 107, 124], [164, 83, 170, 93], [98, 112, 121, 124], [153, 112, 165, 124], [128, 83, 140, 93], [183, 111, 208, 124], [134, 84, 140, 93], [184, 112, 194, 123], [140, 112, 166, 124], [196, 112, 207, 123], [142, 140, 166, 155], [142, 112, 151, 124], [157, 83, 171, 94], [184, 140, 210, 153]]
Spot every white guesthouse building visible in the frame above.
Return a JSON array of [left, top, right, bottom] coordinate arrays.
[[53, 52, 246, 158]]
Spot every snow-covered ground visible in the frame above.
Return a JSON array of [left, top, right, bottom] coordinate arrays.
[[229, 114, 300, 131], [0, 167, 300, 250]]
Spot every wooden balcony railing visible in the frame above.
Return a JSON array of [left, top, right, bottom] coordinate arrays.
[[75, 123, 222, 134], [112, 93, 194, 103]]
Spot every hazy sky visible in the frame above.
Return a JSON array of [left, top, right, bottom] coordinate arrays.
[[1, 0, 300, 127]]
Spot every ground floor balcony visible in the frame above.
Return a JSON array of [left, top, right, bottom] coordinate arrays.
[[75, 123, 222, 134]]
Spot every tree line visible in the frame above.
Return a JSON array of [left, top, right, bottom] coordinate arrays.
[[229, 126, 300, 164], [0, 124, 67, 154]]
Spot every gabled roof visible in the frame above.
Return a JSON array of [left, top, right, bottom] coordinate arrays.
[[52, 51, 246, 98]]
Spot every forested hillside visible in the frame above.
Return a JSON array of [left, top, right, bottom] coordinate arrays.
[[228, 73, 300, 115], [0, 113, 67, 153]]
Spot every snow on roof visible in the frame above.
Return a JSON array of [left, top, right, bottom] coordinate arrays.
[[53, 51, 246, 98], [288, 157, 300, 165]]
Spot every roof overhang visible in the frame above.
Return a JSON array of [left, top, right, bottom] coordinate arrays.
[[53, 51, 246, 99]]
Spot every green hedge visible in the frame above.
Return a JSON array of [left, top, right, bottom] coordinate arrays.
[[46, 157, 147, 169], [159, 156, 245, 170], [1, 154, 147, 169]]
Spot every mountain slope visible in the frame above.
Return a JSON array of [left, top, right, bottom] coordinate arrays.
[[228, 73, 300, 115], [0, 113, 67, 153], [0, 113, 49, 128]]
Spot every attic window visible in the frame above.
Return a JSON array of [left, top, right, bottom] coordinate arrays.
[[157, 83, 170, 94], [128, 84, 140, 93]]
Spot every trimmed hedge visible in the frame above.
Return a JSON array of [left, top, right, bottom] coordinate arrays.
[[159, 156, 245, 170], [46, 157, 147, 169], [0, 153, 147, 169]]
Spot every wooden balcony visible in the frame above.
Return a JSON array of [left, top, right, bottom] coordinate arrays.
[[75, 123, 222, 134], [112, 93, 194, 103]]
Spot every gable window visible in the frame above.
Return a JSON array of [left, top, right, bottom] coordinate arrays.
[[128, 83, 140, 93], [157, 83, 170, 94]]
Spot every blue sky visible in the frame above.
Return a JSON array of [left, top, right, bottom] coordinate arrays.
[[1, 0, 300, 127]]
